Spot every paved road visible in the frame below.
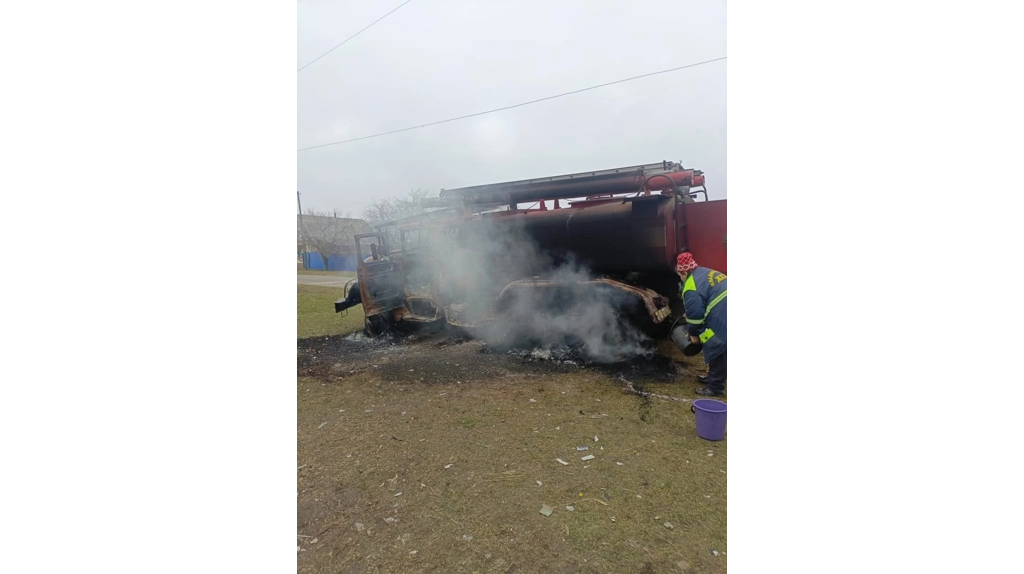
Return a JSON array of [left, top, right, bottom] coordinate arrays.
[[297, 274, 353, 288]]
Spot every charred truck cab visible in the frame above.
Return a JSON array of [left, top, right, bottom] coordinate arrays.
[[336, 161, 727, 340]]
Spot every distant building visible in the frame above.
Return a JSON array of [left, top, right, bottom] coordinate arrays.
[[298, 214, 373, 271]]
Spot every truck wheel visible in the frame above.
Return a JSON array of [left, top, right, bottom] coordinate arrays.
[[364, 314, 390, 338]]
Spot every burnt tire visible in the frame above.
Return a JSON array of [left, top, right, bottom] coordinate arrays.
[[364, 314, 391, 338]]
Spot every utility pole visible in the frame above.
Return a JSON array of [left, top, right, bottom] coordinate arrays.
[[297, 191, 303, 260]]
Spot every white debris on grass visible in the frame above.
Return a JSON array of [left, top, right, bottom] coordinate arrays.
[[530, 349, 552, 360]]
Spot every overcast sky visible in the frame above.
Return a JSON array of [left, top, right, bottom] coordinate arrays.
[[298, 0, 726, 218]]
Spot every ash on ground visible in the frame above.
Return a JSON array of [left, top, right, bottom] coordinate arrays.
[[298, 327, 690, 385], [491, 342, 654, 366], [489, 341, 683, 384]]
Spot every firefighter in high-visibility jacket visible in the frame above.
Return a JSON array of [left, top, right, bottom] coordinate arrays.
[[674, 252, 727, 396]]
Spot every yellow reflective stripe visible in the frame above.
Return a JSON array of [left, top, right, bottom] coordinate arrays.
[[699, 328, 715, 343], [685, 317, 704, 325], [682, 275, 697, 293], [706, 290, 727, 314]]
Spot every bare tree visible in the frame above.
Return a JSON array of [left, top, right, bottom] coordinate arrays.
[[300, 208, 366, 269], [361, 189, 432, 227]]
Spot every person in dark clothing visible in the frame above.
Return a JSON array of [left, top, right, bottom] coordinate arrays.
[[674, 252, 727, 396]]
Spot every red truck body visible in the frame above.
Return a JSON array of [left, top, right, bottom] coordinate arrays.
[[340, 161, 726, 338]]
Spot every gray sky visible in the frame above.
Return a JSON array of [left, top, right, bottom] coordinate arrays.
[[298, 0, 726, 217]]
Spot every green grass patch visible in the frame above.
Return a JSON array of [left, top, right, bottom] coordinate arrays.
[[297, 265, 357, 278], [297, 284, 365, 339]]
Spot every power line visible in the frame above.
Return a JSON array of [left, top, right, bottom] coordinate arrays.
[[297, 56, 727, 151], [298, 0, 415, 73]]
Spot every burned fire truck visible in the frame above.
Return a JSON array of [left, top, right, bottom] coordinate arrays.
[[335, 161, 727, 340]]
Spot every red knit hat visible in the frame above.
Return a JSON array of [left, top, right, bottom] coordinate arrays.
[[676, 252, 698, 274]]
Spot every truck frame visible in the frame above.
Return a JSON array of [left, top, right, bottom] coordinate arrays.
[[335, 161, 726, 340]]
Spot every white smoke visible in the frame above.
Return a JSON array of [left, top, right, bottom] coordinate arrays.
[[414, 213, 652, 363]]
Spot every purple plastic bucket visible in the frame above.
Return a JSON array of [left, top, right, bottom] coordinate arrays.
[[691, 399, 727, 441]]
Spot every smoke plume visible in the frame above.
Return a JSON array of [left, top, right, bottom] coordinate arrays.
[[415, 212, 652, 363]]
